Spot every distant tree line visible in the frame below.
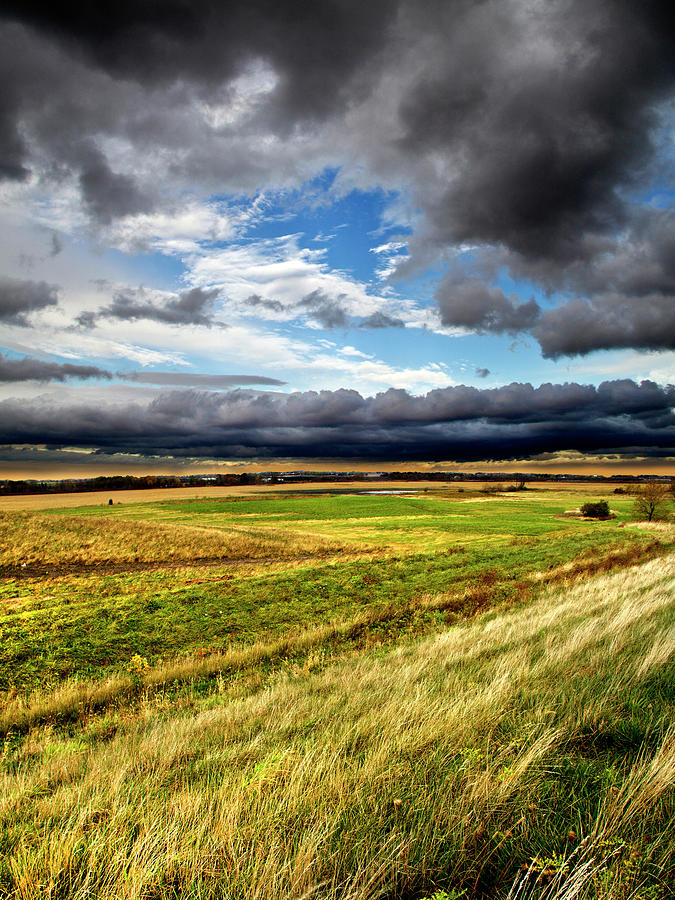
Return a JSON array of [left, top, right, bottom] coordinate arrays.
[[0, 473, 259, 496], [0, 471, 671, 497]]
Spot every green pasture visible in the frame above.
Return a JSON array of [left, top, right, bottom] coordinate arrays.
[[2, 489, 665, 693], [44, 488, 640, 551]]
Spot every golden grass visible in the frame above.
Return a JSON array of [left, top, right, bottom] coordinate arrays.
[[1, 554, 673, 899], [0, 479, 637, 512], [2, 539, 662, 737], [0, 511, 343, 568], [0, 482, 454, 511]]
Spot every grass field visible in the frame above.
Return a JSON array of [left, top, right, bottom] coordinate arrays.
[[0, 480, 465, 512], [0, 485, 673, 899]]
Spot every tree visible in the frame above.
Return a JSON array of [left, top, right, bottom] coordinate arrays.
[[632, 481, 671, 521]]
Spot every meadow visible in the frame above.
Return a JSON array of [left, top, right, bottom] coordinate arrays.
[[0, 483, 673, 899]]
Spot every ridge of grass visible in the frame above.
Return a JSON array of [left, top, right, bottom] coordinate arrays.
[[0, 537, 667, 739], [1, 520, 664, 692], [0, 511, 344, 570]]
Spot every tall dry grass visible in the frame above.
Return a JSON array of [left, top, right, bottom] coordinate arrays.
[[1, 556, 673, 899], [0, 511, 343, 568], [3, 538, 663, 737]]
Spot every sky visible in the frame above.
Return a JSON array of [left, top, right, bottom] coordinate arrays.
[[0, 0, 674, 477]]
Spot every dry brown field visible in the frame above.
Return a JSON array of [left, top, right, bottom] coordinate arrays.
[[0, 478, 632, 511]]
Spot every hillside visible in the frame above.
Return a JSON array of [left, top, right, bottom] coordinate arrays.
[[0, 489, 673, 898]]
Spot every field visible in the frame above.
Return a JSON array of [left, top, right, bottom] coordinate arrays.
[[1, 483, 673, 899]]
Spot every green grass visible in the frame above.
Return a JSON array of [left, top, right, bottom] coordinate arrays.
[[1, 489, 673, 899], [1, 497, 665, 692], [43, 489, 644, 551], [0, 556, 673, 900]]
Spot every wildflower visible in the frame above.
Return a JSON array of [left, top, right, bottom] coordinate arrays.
[[128, 654, 149, 676]]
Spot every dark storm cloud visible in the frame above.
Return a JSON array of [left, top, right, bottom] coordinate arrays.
[[0, 89, 29, 181], [475, 368, 490, 379], [398, 1, 674, 261], [298, 290, 348, 329], [399, 1, 674, 355], [79, 287, 221, 327], [0, 0, 395, 215], [0, 379, 672, 462], [436, 277, 675, 357], [534, 294, 675, 358], [547, 208, 675, 301], [0, 277, 58, 325], [2, 0, 394, 112], [435, 279, 540, 334], [359, 312, 405, 329], [436, 207, 675, 354], [78, 144, 152, 223], [126, 372, 286, 388], [0, 352, 112, 382]]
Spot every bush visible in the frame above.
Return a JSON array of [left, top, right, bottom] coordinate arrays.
[[480, 482, 504, 494], [580, 500, 610, 518]]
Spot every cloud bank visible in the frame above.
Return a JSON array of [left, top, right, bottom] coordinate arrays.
[[0, 379, 671, 462], [0, 352, 112, 383]]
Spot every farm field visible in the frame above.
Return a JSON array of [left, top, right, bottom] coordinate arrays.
[[0, 485, 673, 899], [0, 479, 641, 512], [0, 480, 460, 512]]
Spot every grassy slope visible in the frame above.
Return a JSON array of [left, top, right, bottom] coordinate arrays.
[[0, 509, 343, 568], [1, 556, 673, 900], [0, 491, 666, 692], [37, 489, 647, 550], [1, 490, 673, 898]]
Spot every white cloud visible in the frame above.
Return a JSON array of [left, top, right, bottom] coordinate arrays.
[[301, 352, 457, 393], [339, 346, 373, 359], [186, 232, 431, 328], [559, 348, 675, 384], [105, 202, 238, 255], [198, 60, 279, 129]]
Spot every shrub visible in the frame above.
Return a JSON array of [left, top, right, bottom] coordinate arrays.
[[481, 482, 504, 494], [580, 500, 610, 518]]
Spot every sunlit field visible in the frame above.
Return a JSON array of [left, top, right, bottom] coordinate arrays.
[[0, 484, 673, 899]]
